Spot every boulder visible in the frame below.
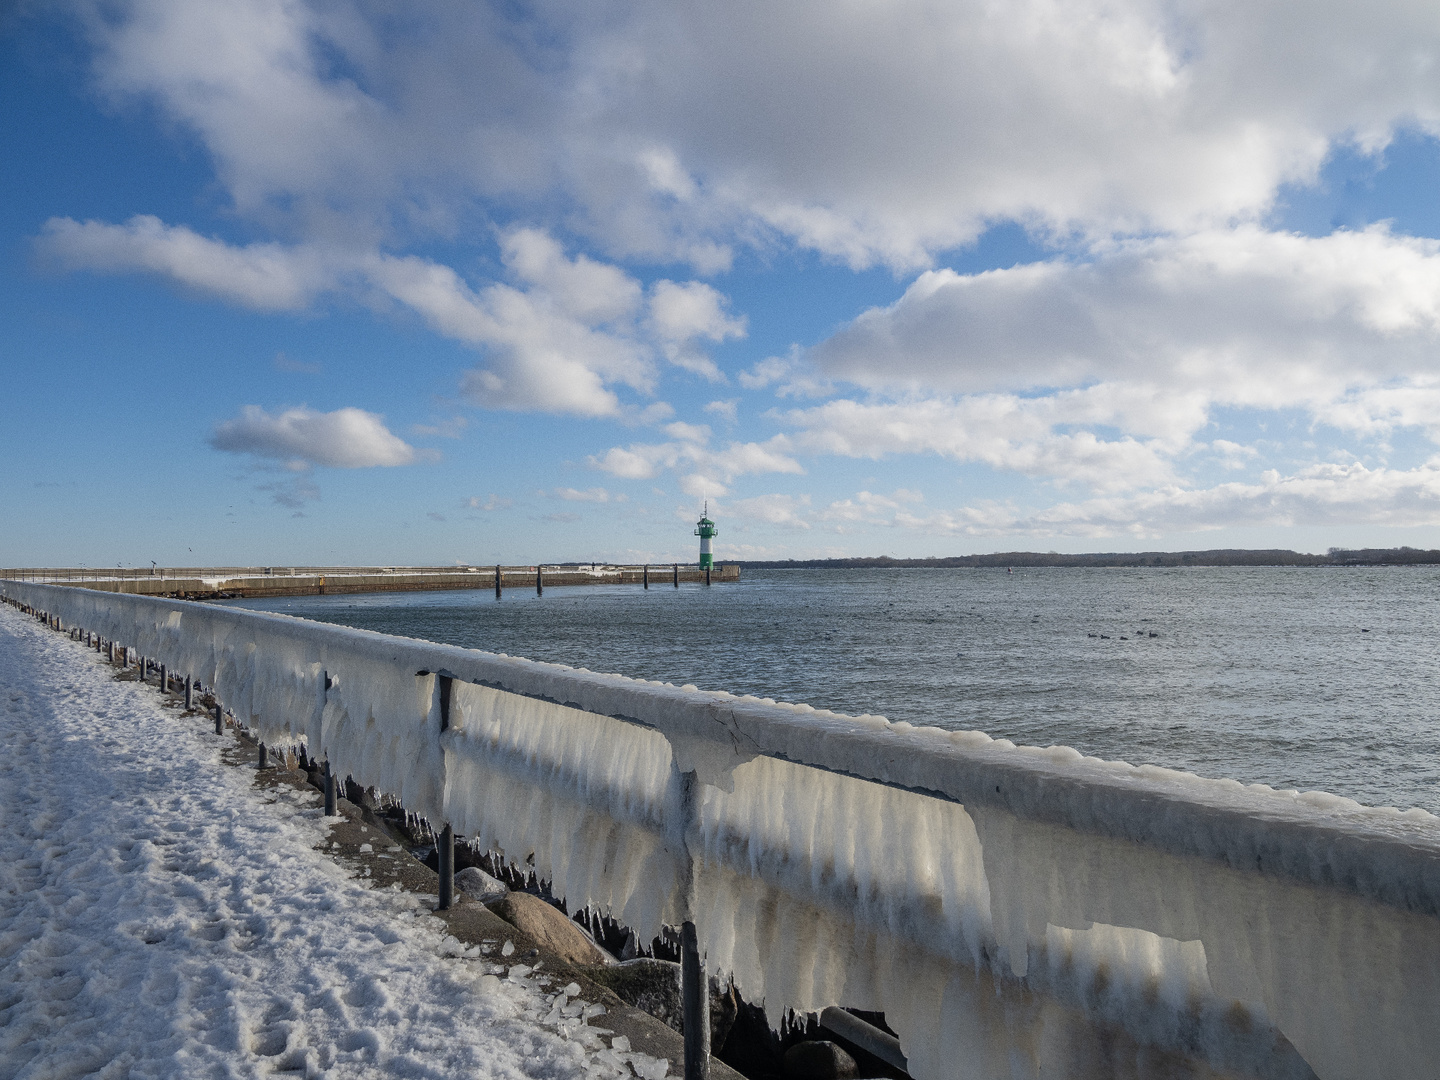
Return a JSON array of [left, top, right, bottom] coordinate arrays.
[[486, 892, 610, 966], [585, 958, 682, 1028], [783, 1040, 858, 1080], [455, 866, 508, 904], [581, 959, 738, 1050]]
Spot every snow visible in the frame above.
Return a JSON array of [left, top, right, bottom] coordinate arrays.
[[9, 582, 1440, 1079], [0, 603, 661, 1080]]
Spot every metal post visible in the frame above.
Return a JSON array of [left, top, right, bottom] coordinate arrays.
[[674, 562, 680, 588], [324, 760, 337, 815], [674, 767, 709, 1080], [107, 641, 115, 662], [436, 672, 455, 910], [536, 565, 543, 596], [438, 824, 455, 910], [681, 920, 710, 1080], [643, 564, 649, 589], [705, 565, 712, 587], [158, 663, 166, 692], [495, 564, 502, 599], [258, 742, 268, 769], [214, 702, 224, 735], [184, 675, 193, 710], [138, 655, 146, 684]]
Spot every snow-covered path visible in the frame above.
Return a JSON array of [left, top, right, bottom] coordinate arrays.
[[0, 605, 614, 1080]]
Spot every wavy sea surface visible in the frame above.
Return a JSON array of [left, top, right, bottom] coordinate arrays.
[[226, 566, 1440, 814]]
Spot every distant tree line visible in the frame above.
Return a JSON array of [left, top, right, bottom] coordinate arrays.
[[731, 547, 1440, 569]]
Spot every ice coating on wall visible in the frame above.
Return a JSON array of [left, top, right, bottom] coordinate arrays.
[[443, 681, 684, 938], [8, 581, 1440, 1080]]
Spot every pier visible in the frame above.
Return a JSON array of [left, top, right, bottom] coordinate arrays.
[[0, 563, 740, 599]]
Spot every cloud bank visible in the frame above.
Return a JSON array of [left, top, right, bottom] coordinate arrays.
[[35, 0, 1440, 541]]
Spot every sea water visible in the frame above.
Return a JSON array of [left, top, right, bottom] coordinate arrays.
[[224, 565, 1440, 814]]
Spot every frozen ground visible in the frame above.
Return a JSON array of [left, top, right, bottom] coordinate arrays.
[[0, 605, 647, 1080]]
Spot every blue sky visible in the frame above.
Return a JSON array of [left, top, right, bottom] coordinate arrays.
[[5, 2, 1440, 567]]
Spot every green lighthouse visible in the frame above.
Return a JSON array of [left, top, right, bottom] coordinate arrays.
[[694, 502, 717, 569]]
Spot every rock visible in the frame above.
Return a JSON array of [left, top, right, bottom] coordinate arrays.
[[584, 958, 682, 1028], [486, 892, 610, 966], [581, 960, 738, 1050], [783, 1040, 858, 1080], [455, 866, 508, 903]]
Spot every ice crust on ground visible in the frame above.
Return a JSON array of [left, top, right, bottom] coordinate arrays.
[[0, 605, 652, 1080], [9, 583, 1440, 1079]]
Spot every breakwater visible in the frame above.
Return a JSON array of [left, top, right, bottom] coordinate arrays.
[[0, 563, 740, 599], [6, 579, 1439, 1080]]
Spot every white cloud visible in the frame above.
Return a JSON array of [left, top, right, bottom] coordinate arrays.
[[71, 1, 1440, 269], [782, 397, 1179, 492], [811, 227, 1440, 408], [465, 494, 512, 511], [42, 213, 743, 418], [553, 487, 622, 503], [873, 461, 1440, 538], [647, 280, 746, 380], [662, 422, 711, 444], [210, 406, 418, 468], [704, 399, 739, 423], [725, 493, 812, 529], [774, 227, 1440, 500], [49, 1, 1440, 540], [820, 489, 926, 526], [38, 216, 333, 310], [502, 229, 642, 324], [738, 356, 792, 390], [738, 348, 833, 398], [590, 432, 804, 497]]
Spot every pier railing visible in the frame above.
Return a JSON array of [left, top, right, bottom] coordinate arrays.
[[4, 580, 1438, 1080]]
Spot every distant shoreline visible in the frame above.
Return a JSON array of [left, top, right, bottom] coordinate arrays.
[[732, 547, 1440, 570]]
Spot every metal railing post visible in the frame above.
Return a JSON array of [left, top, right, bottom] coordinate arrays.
[[321, 669, 338, 815], [495, 564, 502, 599], [437, 673, 455, 910], [682, 921, 710, 1080], [184, 675, 193, 710], [676, 767, 710, 1080], [214, 702, 224, 735]]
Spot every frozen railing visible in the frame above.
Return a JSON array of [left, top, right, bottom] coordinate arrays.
[[5, 581, 1440, 1080]]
